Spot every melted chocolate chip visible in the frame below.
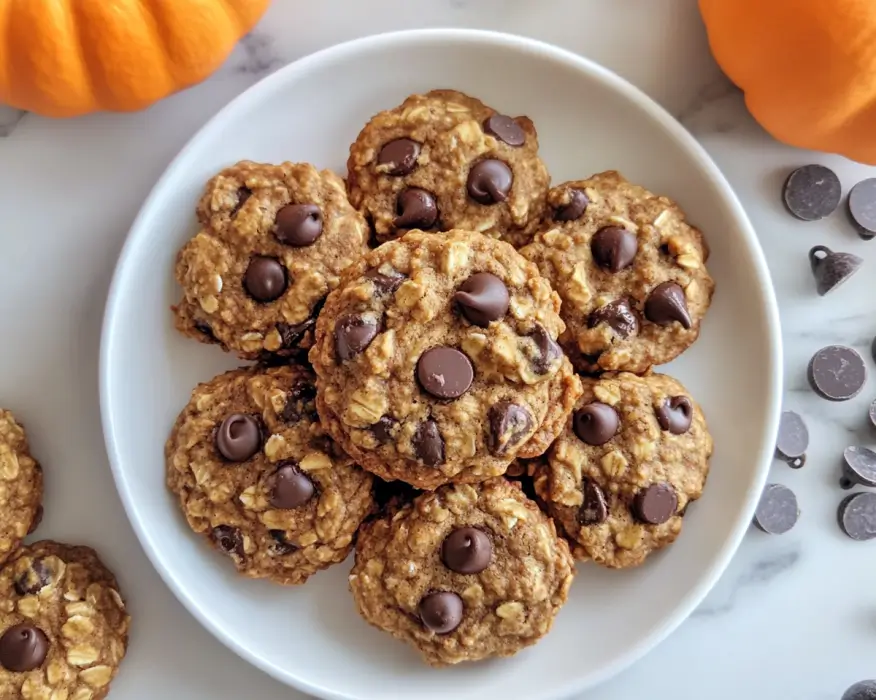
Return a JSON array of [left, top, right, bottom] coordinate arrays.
[[275, 203, 323, 247], [0, 623, 49, 672], [467, 160, 513, 205], [280, 382, 318, 424], [378, 138, 421, 176], [418, 592, 463, 634], [633, 483, 678, 525], [270, 462, 315, 510], [453, 273, 509, 327], [577, 479, 608, 525], [215, 414, 261, 462], [14, 557, 51, 596], [655, 396, 693, 434], [334, 314, 378, 361], [412, 419, 444, 466], [244, 257, 288, 302], [394, 188, 438, 230], [555, 189, 589, 222], [528, 324, 561, 375], [365, 267, 406, 295], [268, 529, 298, 555], [488, 401, 534, 456], [483, 114, 525, 146], [230, 187, 252, 218], [587, 298, 639, 338], [417, 347, 474, 400], [371, 415, 396, 443], [212, 525, 244, 560]]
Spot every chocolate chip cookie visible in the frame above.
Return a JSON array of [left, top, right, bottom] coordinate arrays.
[[311, 230, 582, 490], [520, 171, 715, 373], [174, 161, 370, 359], [346, 90, 549, 246], [531, 372, 712, 568], [349, 478, 574, 666], [0, 411, 43, 565], [166, 364, 375, 585], [0, 541, 130, 700]]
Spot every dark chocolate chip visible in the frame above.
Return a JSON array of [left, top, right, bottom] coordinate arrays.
[[555, 189, 589, 222], [373, 478, 420, 511], [591, 226, 637, 272], [14, 557, 51, 596], [0, 623, 49, 672], [412, 419, 444, 466], [378, 138, 421, 176], [270, 462, 315, 509], [212, 525, 244, 559], [280, 382, 318, 424], [334, 314, 378, 361], [371, 415, 396, 443], [488, 401, 534, 456], [275, 203, 323, 247], [573, 402, 619, 446], [848, 178, 876, 239], [587, 298, 638, 338], [655, 396, 693, 435], [843, 680, 876, 700], [577, 479, 608, 525], [838, 491, 876, 540], [27, 505, 43, 536], [775, 411, 808, 468], [418, 592, 463, 634], [244, 256, 288, 302], [753, 483, 799, 534], [193, 320, 219, 344], [842, 446, 876, 488], [365, 267, 406, 295], [644, 281, 692, 329], [528, 324, 561, 375], [268, 529, 298, 555], [417, 347, 474, 399], [467, 160, 513, 205], [453, 272, 509, 327], [275, 317, 316, 353], [483, 114, 525, 147], [230, 187, 252, 218], [808, 245, 862, 296], [783, 164, 842, 221], [215, 414, 261, 462], [633, 483, 678, 525], [441, 527, 492, 574], [808, 345, 867, 401], [394, 188, 438, 229]]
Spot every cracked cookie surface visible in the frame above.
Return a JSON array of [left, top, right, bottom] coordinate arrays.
[[0, 410, 43, 566]]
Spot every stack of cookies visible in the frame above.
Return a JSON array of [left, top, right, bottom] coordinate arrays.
[[167, 89, 715, 667]]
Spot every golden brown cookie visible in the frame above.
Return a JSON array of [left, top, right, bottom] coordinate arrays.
[[531, 372, 712, 568], [521, 171, 715, 373], [166, 364, 375, 585], [347, 90, 549, 246], [0, 411, 43, 565], [0, 541, 130, 700], [349, 478, 574, 666], [311, 230, 582, 490], [174, 161, 370, 359]]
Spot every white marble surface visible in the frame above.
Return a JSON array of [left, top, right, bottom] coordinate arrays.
[[1, 1, 874, 698]]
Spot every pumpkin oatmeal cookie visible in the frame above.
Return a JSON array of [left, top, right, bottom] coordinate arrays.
[[0, 410, 43, 565]]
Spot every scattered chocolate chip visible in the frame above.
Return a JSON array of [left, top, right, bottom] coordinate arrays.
[[467, 159, 513, 205], [555, 188, 589, 222], [848, 178, 876, 239], [808, 345, 867, 401], [528, 324, 561, 375], [441, 527, 492, 574], [488, 401, 534, 455], [14, 557, 51, 596], [808, 245, 862, 296], [753, 483, 799, 535], [215, 414, 261, 462], [841, 447, 876, 489], [394, 188, 439, 229], [633, 483, 678, 525], [483, 114, 525, 147], [244, 256, 288, 302], [268, 529, 298, 555], [412, 419, 444, 466], [193, 320, 219, 344], [587, 298, 638, 338], [573, 402, 619, 446], [417, 347, 474, 400], [212, 525, 244, 559], [280, 382, 318, 424], [270, 462, 315, 509], [838, 491, 876, 540], [783, 164, 842, 221], [378, 138, 421, 176], [453, 272, 509, 327], [275, 203, 323, 247], [371, 415, 396, 443], [775, 410, 808, 468], [365, 267, 406, 295], [843, 680, 876, 700], [275, 317, 317, 353], [0, 623, 49, 672], [577, 479, 608, 525], [418, 591, 463, 634], [230, 186, 252, 218], [655, 396, 693, 435], [27, 505, 43, 536], [334, 314, 378, 361], [644, 281, 692, 329], [591, 226, 638, 272]]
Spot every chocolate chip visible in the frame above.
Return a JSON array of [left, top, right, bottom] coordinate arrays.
[[230, 186, 252, 218], [808, 345, 867, 401], [467, 160, 513, 205], [753, 483, 799, 534], [275, 204, 323, 247], [268, 529, 298, 556], [573, 402, 619, 446], [371, 415, 396, 443], [441, 527, 492, 574], [483, 114, 525, 147], [633, 483, 678, 525], [843, 680, 876, 700], [244, 256, 288, 302], [270, 462, 315, 509], [215, 414, 261, 462], [555, 188, 589, 222], [838, 491, 876, 540], [776, 410, 808, 468], [453, 272, 509, 327], [528, 324, 561, 375], [0, 623, 49, 672], [577, 479, 608, 525], [334, 314, 378, 361], [412, 419, 444, 466], [591, 226, 637, 272], [587, 298, 638, 338], [212, 525, 244, 559], [373, 478, 420, 511], [365, 266, 406, 295], [644, 281, 692, 329], [655, 396, 693, 435], [393, 188, 438, 229], [193, 320, 219, 344], [280, 382, 318, 424], [848, 178, 876, 239], [808, 245, 862, 296], [275, 317, 316, 353], [378, 138, 421, 176], [27, 505, 43, 536], [488, 401, 533, 455], [14, 557, 51, 596], [841, 447, 876, 489], [417, 347, 474, 399], [418, 592, 463, 634], [783, 164, 842, 221]]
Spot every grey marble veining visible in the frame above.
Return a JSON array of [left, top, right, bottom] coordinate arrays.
[[234, 32, 285, 78]]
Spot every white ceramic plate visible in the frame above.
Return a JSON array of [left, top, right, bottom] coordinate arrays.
[[100, 29, 782, 700]]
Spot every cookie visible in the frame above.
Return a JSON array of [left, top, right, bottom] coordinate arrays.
[[349, 478, 574, 666], [165, 364, 375, 585], [0, 541, 129, 700], [311, 230, 583, 490], [531, 372, 712, 568], [0, 411, 44, 565], [521, 172, 715, 373], [173, 161, 370, 359], [346, 90, 549, 246]]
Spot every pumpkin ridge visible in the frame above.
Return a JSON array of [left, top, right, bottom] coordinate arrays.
[[135, 0, 176, 89], [65, 0, 102, 112], [214, 0, 247, 28]]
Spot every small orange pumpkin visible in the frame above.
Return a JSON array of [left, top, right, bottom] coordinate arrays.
[[700, 0, 876, 165], [0, 0, 271, 117]]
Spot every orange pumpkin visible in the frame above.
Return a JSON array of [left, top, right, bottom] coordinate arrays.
[[700, 0, 876, 165], [0, 0, 271, 117]]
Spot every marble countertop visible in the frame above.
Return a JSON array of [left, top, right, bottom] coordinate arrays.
[[1, 1, 873, 698]]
